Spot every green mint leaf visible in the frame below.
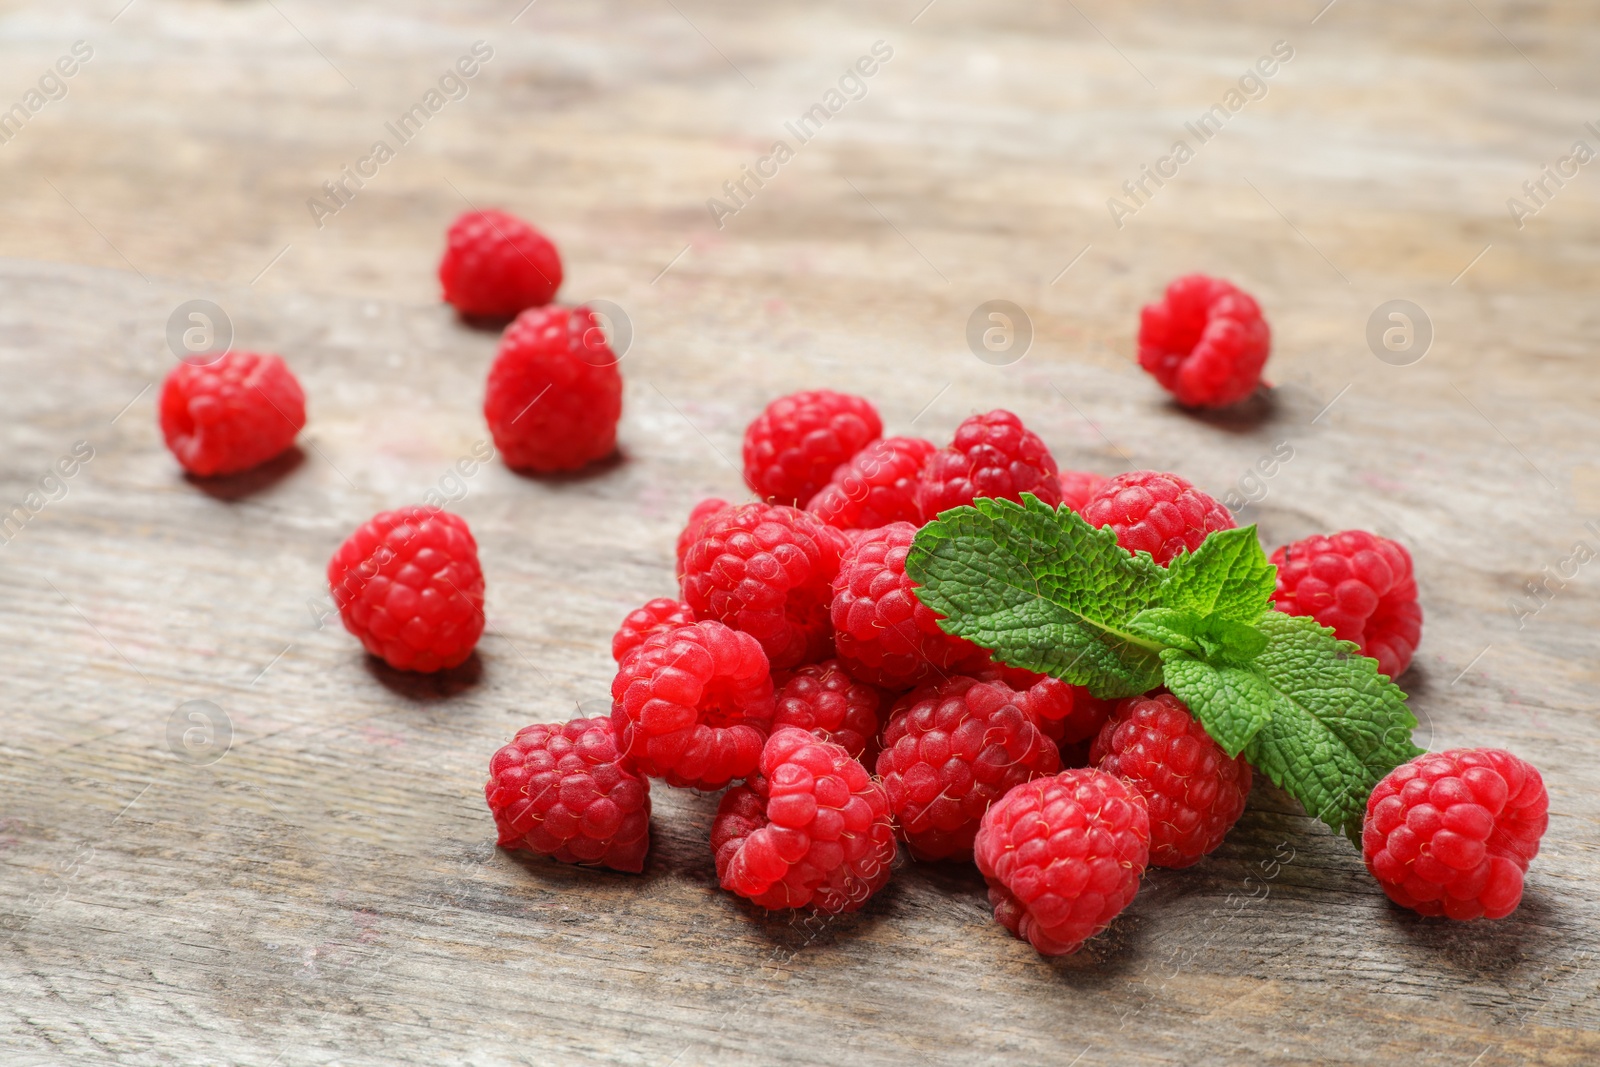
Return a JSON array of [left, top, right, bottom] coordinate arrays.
[[1127, 607, 1203, 654], [906, 495, 1167, 697], [1192, 616, 1269, 663], [1160, 525, 1277, 623], [1239, 611, 1424, 844], [1159, 648, 1276, 756]]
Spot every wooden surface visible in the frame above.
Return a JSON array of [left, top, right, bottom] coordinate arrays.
[[3, 1, 1600, 1064]]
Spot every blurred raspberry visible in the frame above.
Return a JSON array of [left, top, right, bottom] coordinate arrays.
[[439, 208, 562, 318], [742, 390, 882, 506], [159, 351, 305, 476], [1138, 274, 1271, 408], [1057, 470, 1108, 513], [483, 305, 621, 472]]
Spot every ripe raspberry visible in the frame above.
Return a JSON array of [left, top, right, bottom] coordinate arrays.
[[158, 351, 305, 477], [485, 716, 651, 873], [483, 305, 622, 473], [742, 390, 883, 506], [610, 620, 775, 790], [1363, 748, 1548, 920], [675, 497, 729, 578], [1079, 470, 1235, 566], [831, 522, 984, 689], [1270, 530, 1423, 679], [1090, 693, 1252, 868], [1058, 470, 1108, 514], [327, 507, 485, 672], [612, 597, 695, 663], [974, 769, 1150, 956], [876, 676, 1061, 861], [772, 659, 885, 763], [806, 436, 937, 530], [978, 663, 1111, 746], [917, 410, 1063, 518], [712, 727, 895, 913], [679, 503, 849, 670], [1138, 274, 1271, 409], [439, 209, 563, 318]]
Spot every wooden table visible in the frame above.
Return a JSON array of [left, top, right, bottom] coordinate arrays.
[[3, 1, 1597, 1063]]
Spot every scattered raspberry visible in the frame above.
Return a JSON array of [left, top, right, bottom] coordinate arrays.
[[876, 676, 1061, 861], [742, 390, 883, 506], [327, 507, 485, 672], [1090, 693, 1252, 868], [158, 351, 305, 477], [974, 769, 1150, 956], [917, 410, 1063, 518], [483, 305, 622, 473], [679, 503, 849, 670], [712, 727, 896, 913], [1363, 748, 1548, 920], [675, 497, 729, 578], [1270, 530, 1423, 679], [485, 716, 651, 873], [612, 597, 695, 663], [439, 209, 563, 318], [772, 659, 885, 763], [1057, 470, 1109, 514], [610, 620, 775, 790], [806, 436, 937, 530], [1079, 470, 1235, 566], [831, 522, 984, 689], [1138, 274, 1271, 409]]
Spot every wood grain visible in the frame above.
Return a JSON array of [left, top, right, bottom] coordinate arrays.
[[2, 1, 1599, 1064]]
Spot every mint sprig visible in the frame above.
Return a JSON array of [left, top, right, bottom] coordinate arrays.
[[906, 495, 1423, 845]]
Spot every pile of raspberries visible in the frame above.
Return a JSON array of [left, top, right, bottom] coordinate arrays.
[[155, 211, 1548, 955]]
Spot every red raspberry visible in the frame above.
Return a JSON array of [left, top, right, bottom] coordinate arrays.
[[979, 663, 1111, 746], [1363, 748, 1548, 920], [158, 351, 305, 477], [974, 769, 1150, 956], [917, 410, 1063, 518], [876, 676, 1061, 861], [485, 717, 651, 873], [1057, 470, 1108, 514], [612, 597, 695, 663], [742, 390, 883, 506], [1138, 274, 1271, 409], [483, 305, 622, 473], [327, 507, 485, 672], [1270, 530, 1423, 679], [1079, 470, 1235, 566], [712, 727, 895, 913], [772, 659, 886, 763], [1090, 693, 1252, 868], [831, 522, 984, 689], [679, 503, 849, 670], [610, 620, 775, 790], [806, 436, 937, 530], [675, 497, 729, 578], [439, 209, 563, 318]]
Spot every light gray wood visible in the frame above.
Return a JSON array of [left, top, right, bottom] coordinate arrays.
[[2, 1, 1598, 1064]]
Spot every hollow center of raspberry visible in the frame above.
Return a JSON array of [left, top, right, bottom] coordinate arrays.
[[699, 679, 750, 730]]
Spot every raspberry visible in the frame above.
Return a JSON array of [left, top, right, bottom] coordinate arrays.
[[1058, 470, 1108, 514], [1270, 530, 1423, 679], [806, 436, 937, 530], [1363, 748, 1548, 920], [1079, 470, 1235, 566], [1090, 693, 1252, 868], [485, 716, 651, 873], [158, 351, 305, 477], [974, 769, 1150, 956], [831, 522, 984, 689], [327, 507, 485, 672], [1138, 274, 1271, 409], [742, 390, 883, 506], [610, 620, 775, 790], [979, 663, 1111, 746], [612, 597, 695, 663], [679, 503, 849, 670], [772, 659, 885, 763], [439, 209, 563, 318], [876, 676, 1061, 861], [483, 305, 622, 473], [917, 410, 1063, 518], [712, 727, 895, 913], [675, 497, 729, 578]]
